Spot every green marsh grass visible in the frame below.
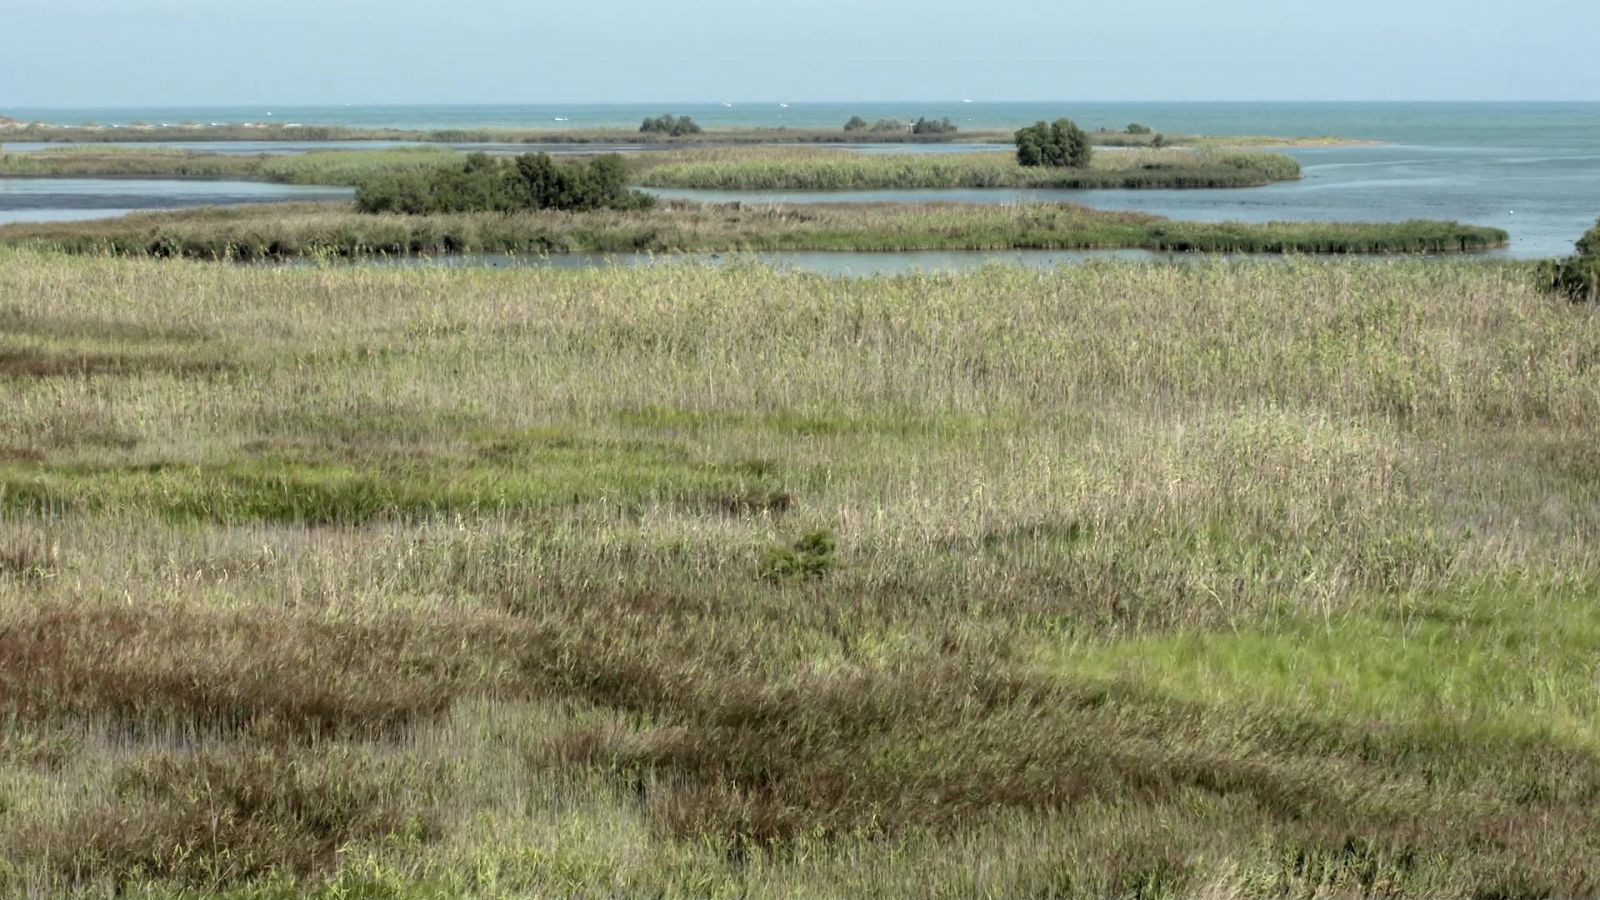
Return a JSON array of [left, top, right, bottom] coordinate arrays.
[[1, 251, 1598, 897], [0, 146, 463, 185], [632, 146, 1304, 190]]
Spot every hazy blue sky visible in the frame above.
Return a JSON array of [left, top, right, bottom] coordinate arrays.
[[4, 0, 1597, 107]]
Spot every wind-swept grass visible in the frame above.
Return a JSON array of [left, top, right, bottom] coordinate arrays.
[[633, 146, 1304, 190], [0, 200, 1508, 259], [1, 250, 1599, 897]]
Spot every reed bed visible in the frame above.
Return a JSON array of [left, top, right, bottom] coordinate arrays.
[[0, 146, 463, 185], [0, 200, 1507, 259], [632, 146, 1304, 190], [1, 250, 1598, 897]]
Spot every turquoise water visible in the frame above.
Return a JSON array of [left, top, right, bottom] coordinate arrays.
[[3, 103, 1596, 256], [9, 102, 1599, 143]]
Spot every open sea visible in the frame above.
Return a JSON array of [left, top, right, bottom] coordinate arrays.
[[3, 102, 1597, 260]]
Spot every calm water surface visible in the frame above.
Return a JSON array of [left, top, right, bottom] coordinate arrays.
[[0, 178, 351, 225]]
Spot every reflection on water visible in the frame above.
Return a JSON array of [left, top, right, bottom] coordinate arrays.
[[0, 178, 353, 225]]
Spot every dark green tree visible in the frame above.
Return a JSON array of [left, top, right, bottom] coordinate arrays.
[[911, 116, 958, 135], [639, 114, 702, 136], [1577, 218, 1600, 258], [843, 116, 869, 132], [1014, 119, 1092, 168]]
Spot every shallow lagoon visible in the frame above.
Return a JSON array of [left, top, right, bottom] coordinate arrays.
[[649, 144, 1596, 259], [0, 178, 352, 225]]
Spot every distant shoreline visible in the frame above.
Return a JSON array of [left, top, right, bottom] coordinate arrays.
[[0, 119, 1375, 149]]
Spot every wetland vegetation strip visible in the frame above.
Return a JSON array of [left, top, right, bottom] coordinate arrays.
[[632, 147, 1304, 191], [0, 146, 463, 185], [0, 200, 1509, 259], [1, 145, 1303, 193]]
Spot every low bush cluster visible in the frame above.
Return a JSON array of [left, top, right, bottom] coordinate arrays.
[[354, 152, 655, 215], [911, 116, 958, 135], [639, 114, 702, 136], [1539, 217, 1600, 301], [844, 116, 919, 133], [1016, 118, 1093, 168], [759, 529, 838, 582]]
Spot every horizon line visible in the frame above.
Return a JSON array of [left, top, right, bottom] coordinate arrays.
[[7, 99, 1600, 111]]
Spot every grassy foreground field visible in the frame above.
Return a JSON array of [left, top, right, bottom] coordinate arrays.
[[0, 200, 1509, 258], [633, 147, 1303, 191], [2, 251, 1599, 898]]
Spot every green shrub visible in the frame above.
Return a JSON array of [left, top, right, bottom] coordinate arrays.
[[760, 529, 838, 582], [355, 153, 654, 215], [1015, 118, 1093, 168], [911, 116, 958, 135], [1576, 217, 1600, 258], [869, 118, 906, 133], [640, 114, 702, 137], [1126, 123, 1154, 135], [843, 116, 869, 132], [1538, 218, 1600, 301]]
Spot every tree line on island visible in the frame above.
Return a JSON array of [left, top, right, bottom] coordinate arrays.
[[632, 112, 1168, 155], [844, 116, 959, 135]]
